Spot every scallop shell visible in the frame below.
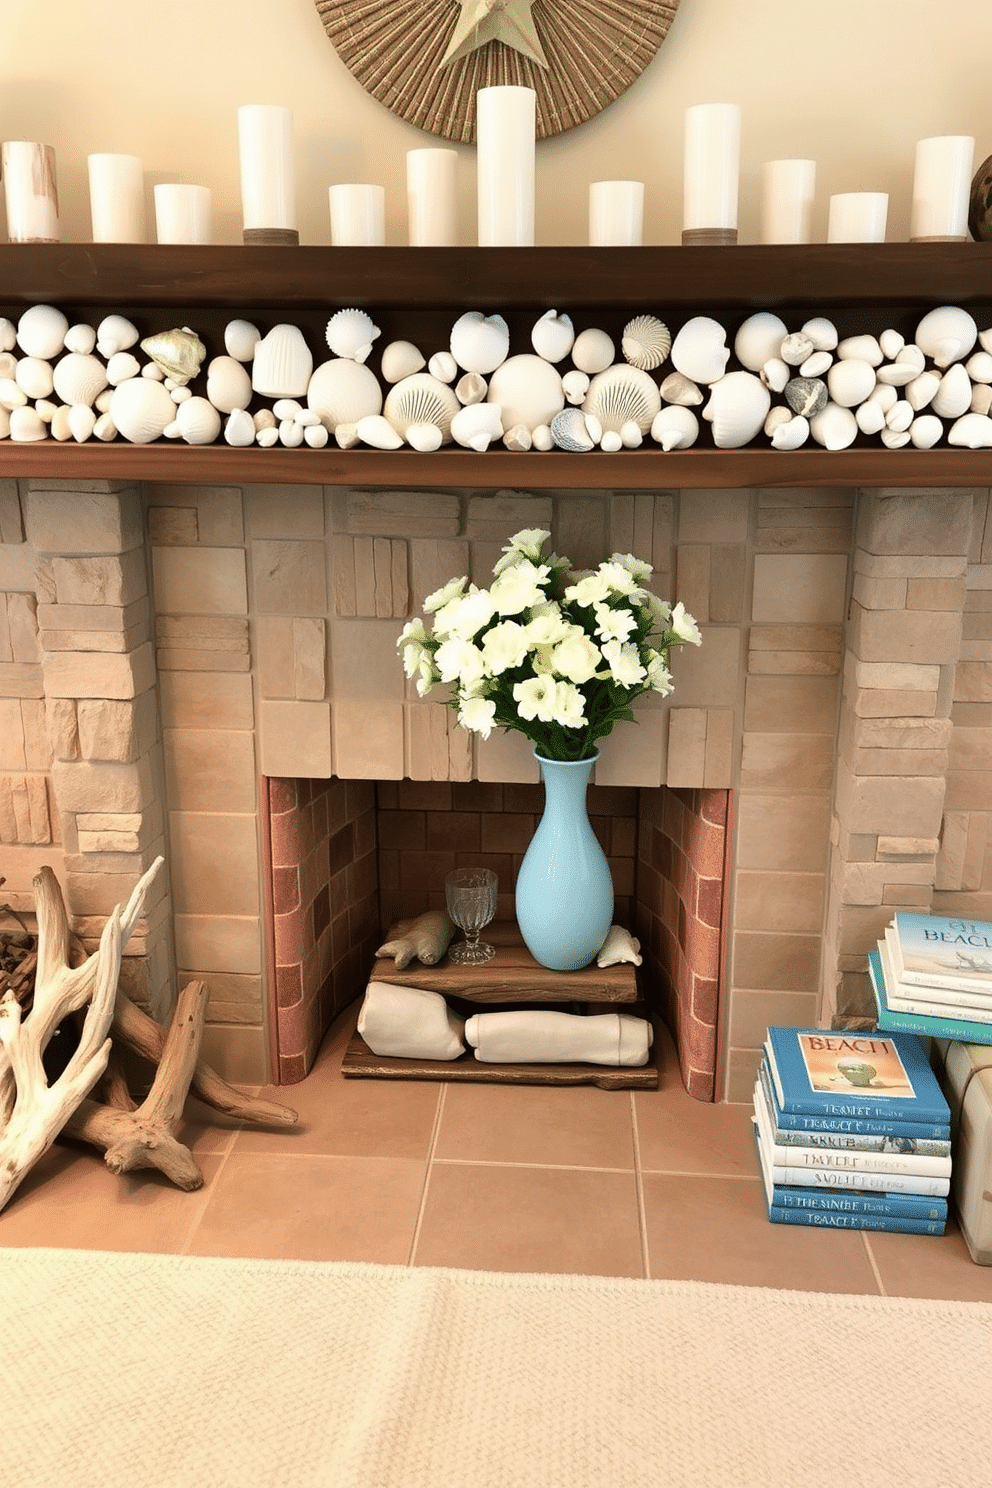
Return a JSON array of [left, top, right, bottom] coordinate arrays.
[[486, 354, 564, 432], [109, 377, 177, 444], [670, 316, 729, 385], [650, 404, 699, 451], [837, 334, 882, 367], [702, 371, 770, 449], [224, 319, 261, 362], [8, 405, 47, 442], [784, 377, 828, 419], [827, 358, 876, 408], [809, 401, 858, 450], [801, 317, 838, 352], [96, 314, 139, 358], [17, 304, 69, 359], [175, 396, 222, 446], [770, 414, 810, 450], [582, 364, 661, 435], [909, 414, 943, 450], [306, 358, 383, 432], [570, 327, 615, 375], [380, 340, 426, 383], [622, 314, 671, 372], [250, 323, 312, 398], [326, 308, 381, 364], [915, 306, 977, 368], [141, 327, 207, 386], [931, 363, 973, 419], [550, 406, 594, 452], [948, 413, 992, 447], [383, 373, 459, 444], [15, 357, 54, 400], [356, 413, 404, 450], [531, 310, 574, 364], [206, 355, 254, 414], [64, 322, 97, 356], [224, 408, 256, 447], [734, 311, 788, 372], [450, 311, 510, 374], [451, 403, 504, 452]]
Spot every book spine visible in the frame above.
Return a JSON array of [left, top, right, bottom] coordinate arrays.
[[894, 960, 992, 996], [767, 1206, 946, 1236], [768, 1164, 950, 1197], [765, 1123, 949, 1158], [764, 1032, 950, 1127], [767, 1106, 950, 1140], [767, 1143, 950, 1177], [772, 1187, 947, 1220], [874, 1004, 992, 1047]]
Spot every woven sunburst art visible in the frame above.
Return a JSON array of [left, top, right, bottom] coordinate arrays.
[[314, 1, 681, 143]]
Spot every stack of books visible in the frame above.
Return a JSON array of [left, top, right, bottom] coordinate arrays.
[[752, 1025, 952, 1236], [868, 910, 992, 1047]]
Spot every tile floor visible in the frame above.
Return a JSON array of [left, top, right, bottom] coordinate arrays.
[[3, 1006, 992, 1304]]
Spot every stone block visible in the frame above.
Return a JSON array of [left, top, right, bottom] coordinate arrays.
[[834, 766, 945, 837], [51, 755, 154, 814], [147, 506, 198, 545], [77, 692, 158, 763], [169, 810, 260, 916], [53, 547, 147, 608], [851, 572, 908, 610], [333, 698, 403, 779], [907, 575, 968, 612], [173, 914, 262, 975], [42, 641, 155, 701], [743, 674, 839, 734], [740, 733, 835, 791], [675, 545, 709, 623], [24, 488, 143, 555], [0, 482, 24, 542], [752, 553, 849, 623], [733, 929, 821, 993], [409, 538, 469, 611], [703, 708, 734, 788], [851, 747, 948, 777], [257, 616, 297, 699], [158, 671, 255, 731], [164, 728, 257, 813], [0, 542, 38, 594], [967, 563, 992, 591], [848, 604, 962, 665], [330, 617, 405, 700], [7, 593, 39, 662], [465, 492, 552, 539], [46, 697, 79, 760], [344, 489, 460, 538], [251, 539, 326, 615], [955, 661, 992, 703], [856, 490, 974, 557], [840, 860, 935, 906], [735, 794, 832, 873], [258, 700, 332, 779], [678, 490, 750, 543], [666, 708, 707, 788], [0, 661, 43, 698], [944, 770, 992, 812], [554, 494, 607, 574], [734, 869, 825, 934], [668, 626, 741, 707], [857, 552, 966, 579], [151, 546, 247, 615], [0, 699, 25, 769]]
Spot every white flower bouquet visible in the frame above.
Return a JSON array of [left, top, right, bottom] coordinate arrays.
[[398, 528, 701, 763]]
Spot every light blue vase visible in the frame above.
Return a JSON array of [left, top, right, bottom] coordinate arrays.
[[515, 750, 614, 972]]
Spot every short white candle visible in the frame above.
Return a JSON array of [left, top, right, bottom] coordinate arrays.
[[589, 181, 644, 247], [476, 85, 536, 247], [827, 192, 888, 243], [154, 184, 212, 245], [237, 105, 296, 232], [407, 148, 458, 246], [87, 153, 145, 243], [1, 141, 59, 242], [683, 103, 740, 232], [760, 159, 815, 244], [911, 135, 975, 240], [329, 183, 385, 246]]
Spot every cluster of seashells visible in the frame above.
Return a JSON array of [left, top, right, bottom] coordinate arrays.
[[1, 300, 991, 454]]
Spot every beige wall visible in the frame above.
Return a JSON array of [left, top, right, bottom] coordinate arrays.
[[1, 0, 989, 247]]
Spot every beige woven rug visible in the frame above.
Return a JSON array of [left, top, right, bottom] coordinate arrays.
[[3, 1247, 990, 1487]]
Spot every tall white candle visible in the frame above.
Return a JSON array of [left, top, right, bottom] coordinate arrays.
[[407, 148, 458, 246], [87, 154, 145, 243], [827, 192, 888, 243], [1, 141, 59, 242], [476, 85, 535, 247], [760, 159, 815, 244], [911, 135, 975, 240], [329, 184, 385, 246], [589, 181, 644, 247], [154, 184, 212, 245], [683, 103, 740, 232], [237, 105, 296, 232]]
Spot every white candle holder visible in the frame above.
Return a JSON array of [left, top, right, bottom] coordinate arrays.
[[1, 141, 59, 243], [827, 192, 888, 243], [682, 103, 740, 245], [154, 184, 212, 245], [407, 148, 458, 246], [760, 159, 815, 245], [911, 136, 975, 242], [589, 181, 644, 247], [476, 85, 536, 247], [237, 104, 298, 245], [329, 183, 385, 246], [87, 153, 145, 244]]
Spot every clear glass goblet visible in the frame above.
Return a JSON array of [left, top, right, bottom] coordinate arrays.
[[445, 868, 498, 965]]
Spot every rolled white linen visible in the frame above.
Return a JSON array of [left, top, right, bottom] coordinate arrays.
[[358, 981, 466, 1060], [464, 1010, 653, 1067], [596, 925, 643, 967]]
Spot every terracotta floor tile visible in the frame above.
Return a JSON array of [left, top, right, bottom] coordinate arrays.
[[185, 1152, 426, 1264], [635, 1026, 757, 1176], [862, 1217, 992, 1303], [435, 1081, 636, 1169], [641, 1173, 882, 1294], [414, 1162, 644, 1277]]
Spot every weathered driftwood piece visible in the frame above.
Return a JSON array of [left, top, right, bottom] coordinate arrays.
[[376, 910, 456, 970]]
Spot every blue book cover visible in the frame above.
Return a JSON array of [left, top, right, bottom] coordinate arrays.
[[763, 1025, 950, 1127], [869, 947, 992, 1050], [758, 1062, 950, 1155], [891, 910, 992, 993]]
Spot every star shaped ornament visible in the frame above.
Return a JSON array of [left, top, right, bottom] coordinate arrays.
[[437, 0, 549, 73]]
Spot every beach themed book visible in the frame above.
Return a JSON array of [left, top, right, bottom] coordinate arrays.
[[890, 910, 992, 994], [757, 1063, 950, 1157], [752, 1077, 951, 1179], [869, 947, 992, 1050], [883, 929, 992, 1015], [763, 1025, 951, 1128]]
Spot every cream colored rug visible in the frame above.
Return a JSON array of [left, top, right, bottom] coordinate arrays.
[[3, 1248, 990, 1488]]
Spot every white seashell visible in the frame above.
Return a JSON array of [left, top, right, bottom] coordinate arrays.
[[827, 358, 876, 408], [0, 407, 8, 440], [333, 422, 358, 448], [140, 326, 206, 386], [224, 408, 256, 447], [356, 413, 404, 449], [979, 328, 992, 355], [531, 423, 554, 451], [966, 351, 992, 384], [915, 305, 977, 368], [50, 404, 73, 442], [621, 314, 671, 371], [455, 371, 487, 406], [109, 377, 176, 443], [306, 358, 382, 431], [584, 413, 602, 445], [879, 328, 905, 360], [855, 399, 887, 436], [896, 344, 925, 374], [451, 402, 504, 452], [17, 304, 68, 359], [0, 352, 15, 380], [948, 412, 992, 448], [253, 408, 277, 431], [559, 369, 588, 405], [880, 427, 911, 449], [142, 361, 165, 380], [428, 350, 458, 383], [170, 386, 192, 405], [8, 405, 47, 442], [866, 382, 898, 414], [207, 355, 253, 414], [380, 340, 425, 383], [885, 400, 913, 433], [175, 396, 222, 445], [759, 358, 790, 394], [256, 424, 279, 448], [837, 334, 882, 366], [486, 354, 564, 432], [404, 422, 442, 452], [733, 311, 788, 372], [531, 310, 574, 364], [106, 351, 141, 387], [326, 308, 381, 364], [96, 314, 139, 358], [657, 371, 701, 407], [251, 323, 312, 398], [771, 414, 811, 450], [450, 311, 510, 375], [304, 423, 329, 448], [296, 408, 320, 428], [909, 414, 943, 449], [600, 430, 623, 452], [503, 423, 531, 452], [0, 378, 27, 410], [874, 362, 918, 387], [93, 412, 118, 442], [764, 406, 793, 436], [64, 323, 96, 355], [702, 370, 770, 449], [550, 406, 594, 452], [620, 419, 643, 449], [801, 317, 838, 352], [972, 384, 992, 417], [15, 357, 54, 400], [279, 418, 304, 448], [671, 316, 729, 384], [570, 327, 615, 375], [809, 401, 857, 450], [0, 319, 15, 352], [582, 364, 661, 435], [34, 399, 57, 424], [68, 404, 97, 442], [384, 373, 459, 445], [779, 331, 814, 367], [650, 404, 699, 451], [931, 363, 973, 420], [799, 351, 833, 379], [224, 319, 261, 362], [273, 398, 303, 421]]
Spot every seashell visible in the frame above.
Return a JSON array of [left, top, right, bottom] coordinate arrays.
[[885, 400, 913, 433], [451, 402, 504, 452], [621, 314, 671, 371], [174, 396, 222, 445], [931, 363, 973, 420], [109, 377, 176, 443], [105, 351, 140, 387], [163, 419, 182, 439], [0, 318, 15, 352], [966, 351, 992, 384], [879, 328, 905, 360], [915, 305, 977, 368], [253, 408, 277, 432], [279, 419, 304, 448], [93, 412, 118, 442], [68, 404, 97, 443], [760, 358, 790, 394], [64, 323, 96, 355], [880, 427, 911, 449], [50, 404, 73, 442], [140, 326, 206, 386], [809, 401, 857, 450], [874, 361, 918, 387], [670, 316, 729, 384], [384, 373, 459, 445], [273, 399, 303, 421], [0, 352, 15, 380], [561, 369, 589, 404], [257, 424, 280, 448], [584, 412, 602, 445], [304, 423, 329, 448], [827, 358, 876, 408], [250, 323, 312, 398], [306, 358, 382, 431], [34, 399, 57, 424], [224, 408, 256, 447], [799, 351, 833, 379], [837, 334, 882, 366], [8, 405, 47, 442], [142, 361, 165, 380], [733, 311, 788, 372], [779, 331, 814, 367], [486, 354, 564, 432], [380, 340, 425, 383], [600, 429, 623, 452], [450, 311, 510, 374], [582, 364, 661, 435], [784, 377, 828, 418], [550, 406, 594, 452], [96, 314, 139, 358], [0, 407, 8, 440], [972, 384, 992, 417], [296, 408, 321, 428], [531, 310, 574, 364], [656, 371, 700, 408], [855, 399, 887, 437], [620, 419, 643, 449], [503, 423, 531, 452], [170, 386, 192, 405], [455, 371, 487, 406], [866, 382, 897, 415], [405, 423, 443, 452], [949, 412, 992, 447], [909, 414, 943, 450], [980, 327, 992, 355], [764, 406, 793, 436], [333, 422, 357, 449], [531, 423, 554, 451], [356, 413, 404, 449], [206, 355, 253, 414], [15, 357, 54, 400], [702, 370, 770, 449], [896, 343, 925, 374], [326, 308, 381, 364], [770, 414, 810, 450], [224, 319, 261, 362], [570, 327, 615, 375], [801, 317, 838, 352], [17, 304, 68, 359], [0, 378, 26, 411], [650, 404, 698, 451], [428, 350, 458, 382]]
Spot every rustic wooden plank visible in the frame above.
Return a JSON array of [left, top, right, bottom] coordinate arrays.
[[341, 1030, 659, 1089]]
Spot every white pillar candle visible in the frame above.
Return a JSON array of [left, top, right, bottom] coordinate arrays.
[[237, 104, 296, 232], [329, 183, 385, 246], [476, 85, 536, 247], [827, 192, 888, 243], [154, 184, 212, 245], [407, 148, 458, 246], [911, 135, 975, 241], [683, 103, 740, 233], [760, 159, 815, 244], [87, 153, 145, 243], [1, 141, 59, 242], [589, 181, 644, 246]]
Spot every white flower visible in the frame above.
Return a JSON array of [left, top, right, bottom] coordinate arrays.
[[458, 695, 497, 738], [481, 620, 531, 674], [670, 601, 702, 646], [593, 602, 637, 645], [397, 618, 429, 678], [563, 572, 611, 607], [433, 587, 496, 640], [423, 575, 467, 613], [489, 559, 551, 616], [597, 560, 641, 597], [492, 527, 551, 574], [524, 603, 570, 647], [610, 552, 653, 583], [434, 637, 488, 686], [646, 651, 674, 695], [416, 656, 438, 697], [551, 681, 587, 728], [550, 628, 601, 684], [644, 592, 672, 630], [602, 639, 647, 688], [513, 675, 559, 722]]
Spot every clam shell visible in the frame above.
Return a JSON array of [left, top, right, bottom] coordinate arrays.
[[107, 351, 142, 387], [0, 352, 15, 380], [764, 406, 793, 436], [570, 327, 615, 375], [531, 423, 554, 451], [96, 314, 139, 358], [326, 307, 381, 363], [827, 358, 876, 408], [206, 355, 253, 414], [702, 371, 771, 449], [356, 413, 404, 450], [881, 427, 911, 449], [734, 311, 787, 372], [257, 425, 280, 448], [451, 403, 503, 452], [380, 340, 426, 383], [866, 382, 897, 415], [175, 396, 222, 446], [486, 354, 564, 432], [784, 377, 828, 418], [550, 406, 594, 452], [801, 317, 838, 352], [64, 323, 97, 355], [17, 304, 68, 359], [875, 361, 918, 387], [8, 405, 47, 442], [306, 358, 382, 431], [561, 369, 589, 405], [531, 310, 574, 364], [141, 327, 206, 386], [915, 305, 977, 368], [966, 351, 992, 384], [68, 404, 97, 442], [383, 373, 459, 444], [109, 377, 176, 443], [948, 412, 992, 447], [770, 414, 810, 450], [279, 419, 304, 448], [0, 378, 26, 411], [931, 363, 973, 419], [799, 351, 833, 379], [428, 350, 458, 382], [455, 371, 487, 406], [837, 334, 882, 366], [225, 319, 261, 362], [972, 384, 992, 417], [582, 364, 661, 435], [885, 400, 913, 433], [273, 399, 303, 421], [50, 404, 73, 442], [251, 323, 312, 398], [809, 401, 858, 450], [896, 344, 925, 374], [93, 412, 118, 442], [15, 356, 54, 400], [670, 316, 729, 384], [0, 319, 15, 353], [0, 408, 9, 440], [760, 358, 789, 394], [304, 423, 329, 448], [909, 414, 943, 450], [450, 311, 510, 374], [622, 314, 671, 372], [224, 408, 256, 447], [879, 328, 905, 360], [650, 404, 699, 451], [659, 371, 703, 407]]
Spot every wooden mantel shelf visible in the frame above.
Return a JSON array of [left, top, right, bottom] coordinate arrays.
[[2, 242, 991, 489]]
